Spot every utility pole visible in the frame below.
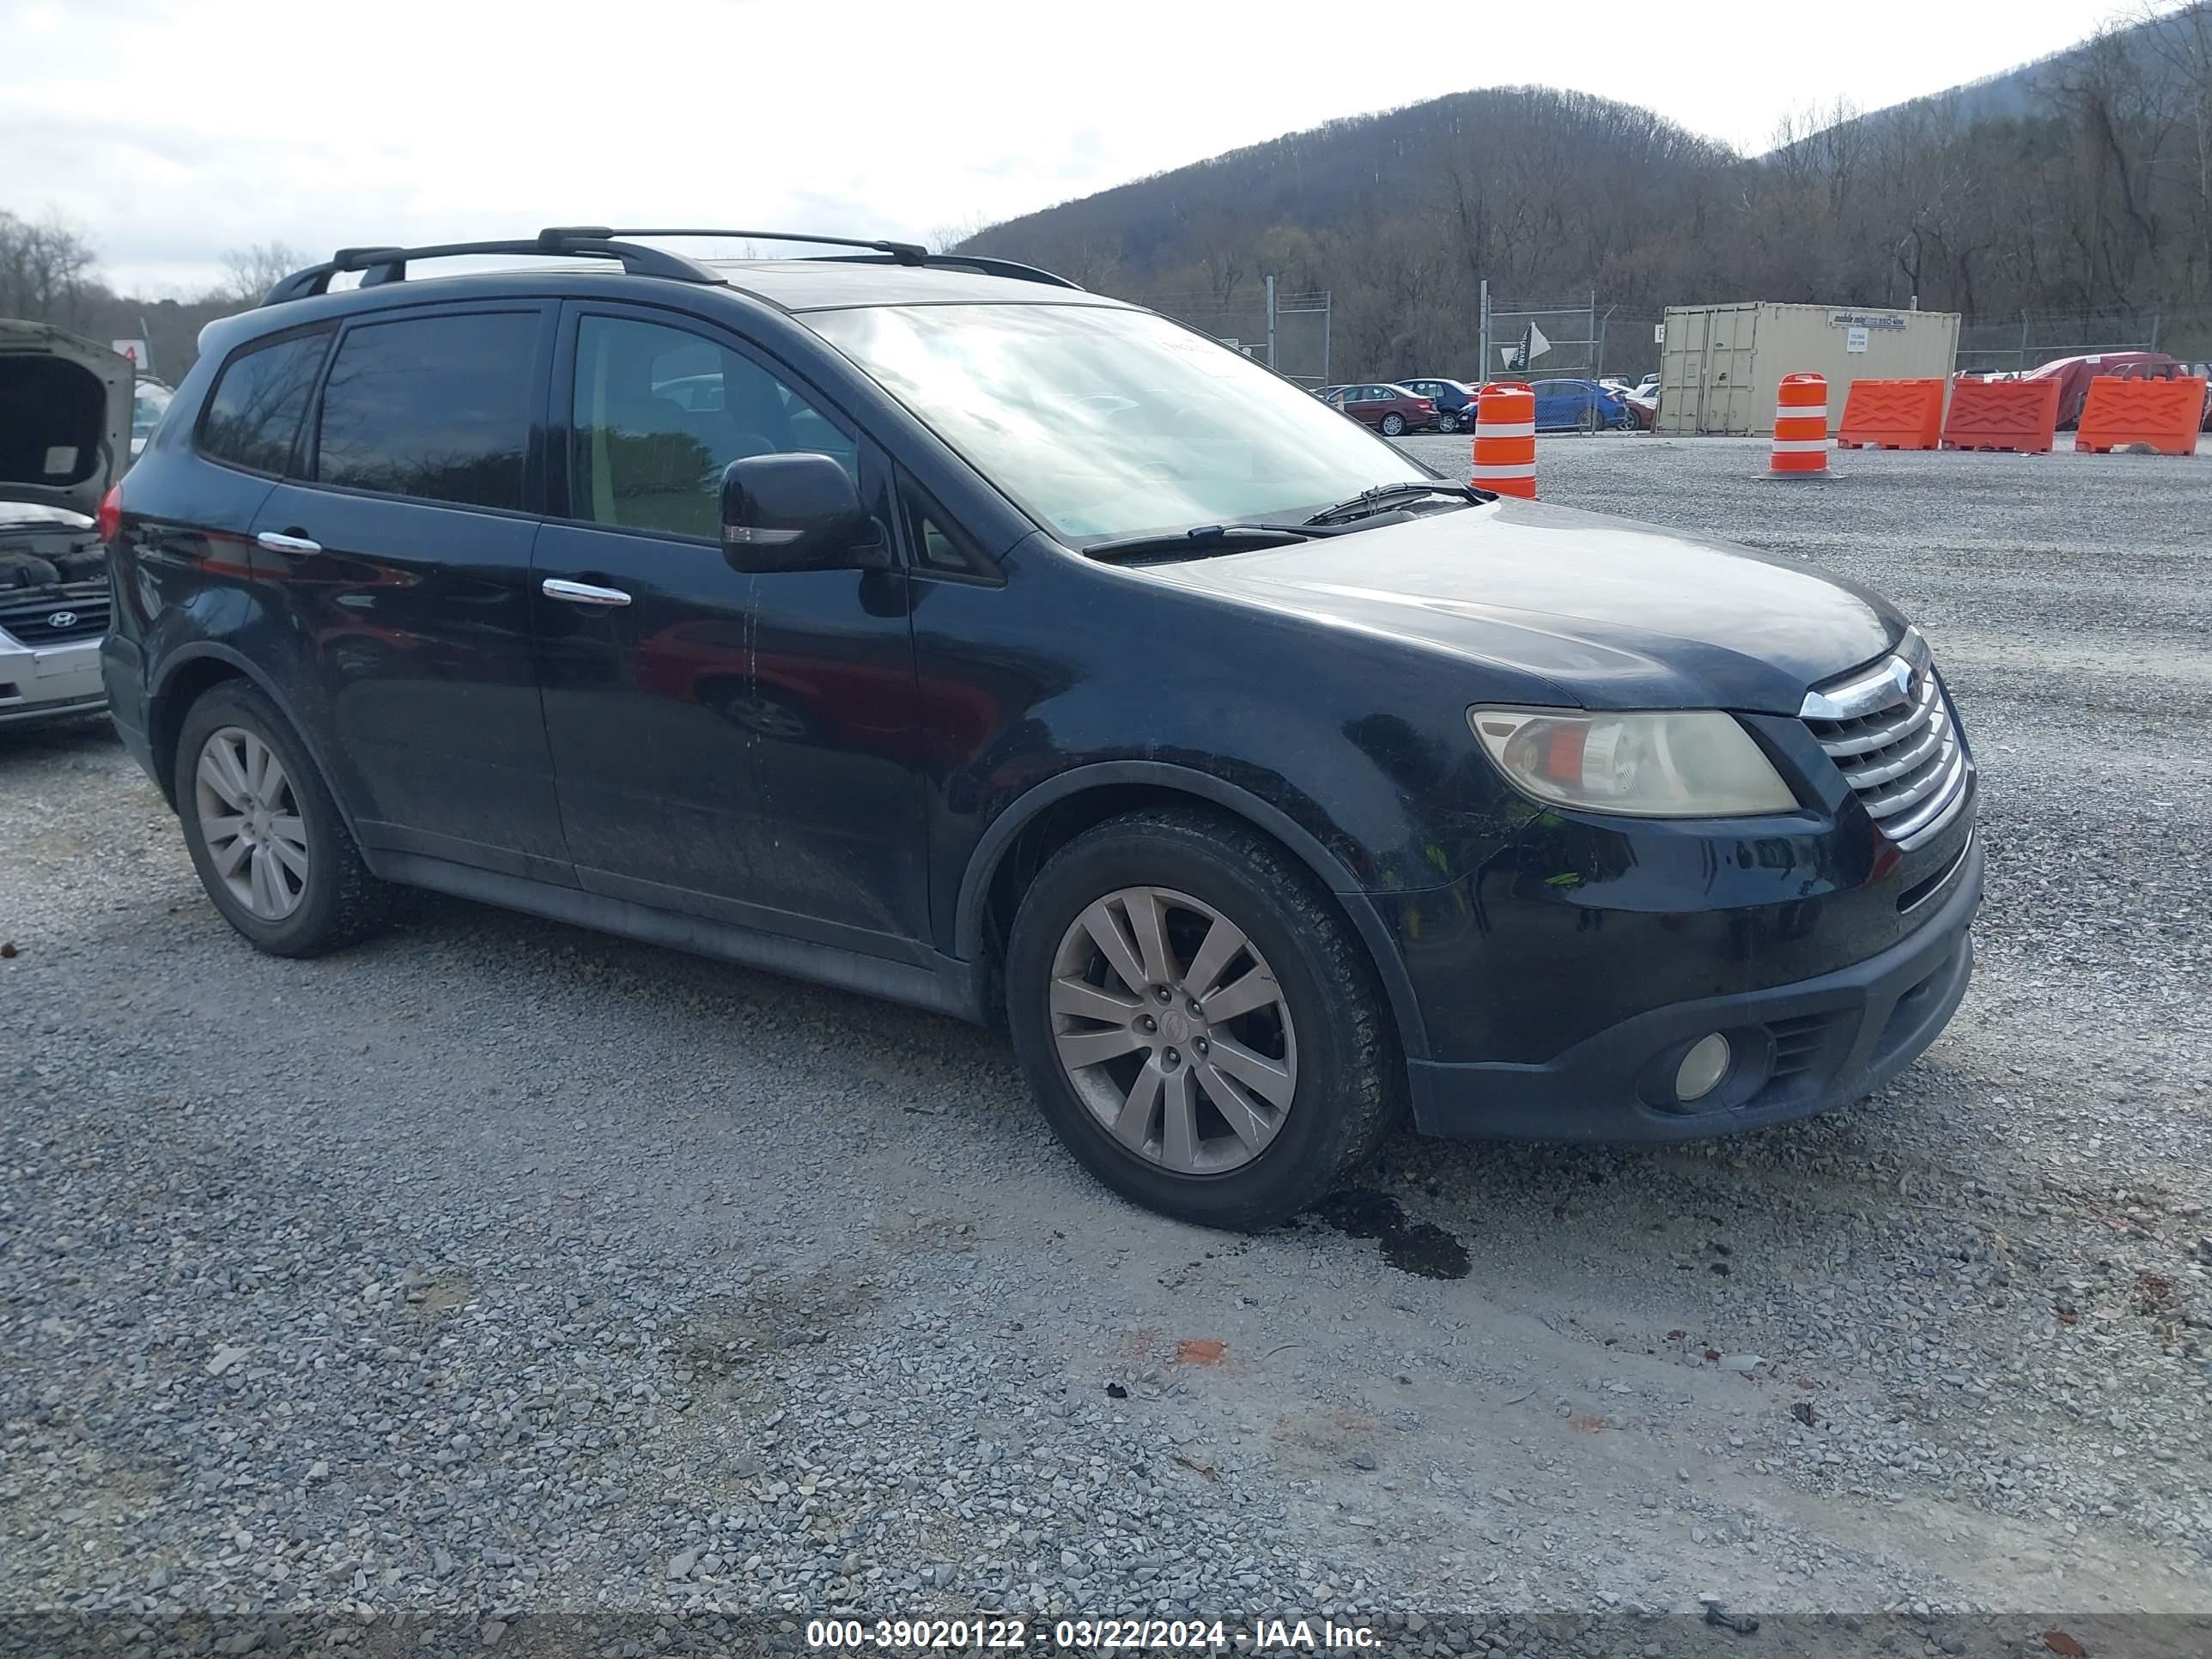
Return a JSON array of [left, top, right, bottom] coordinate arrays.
[[1478, 278, 1490, 383], [1265, 274, 1278, 372]]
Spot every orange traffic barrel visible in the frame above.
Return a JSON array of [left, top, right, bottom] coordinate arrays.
[[1472, 381, 1536, 498], [1769, 373, 1830, 476]]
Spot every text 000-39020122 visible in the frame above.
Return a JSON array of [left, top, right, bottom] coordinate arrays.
[[806, 1618, 1382, 1650]]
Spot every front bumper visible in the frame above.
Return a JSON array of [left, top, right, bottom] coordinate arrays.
[[1406, 831, 1981, 1141], [0, 632, 107, 728]]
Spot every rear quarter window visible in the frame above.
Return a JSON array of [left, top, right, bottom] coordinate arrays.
[[198, 331, 332, 475]]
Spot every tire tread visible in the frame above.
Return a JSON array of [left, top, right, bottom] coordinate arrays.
[[1007, 805, 1404, 1230]]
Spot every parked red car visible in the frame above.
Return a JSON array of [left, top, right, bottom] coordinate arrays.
[[2021, 350, 2207, 429], [1322, 382, 1436, 436]]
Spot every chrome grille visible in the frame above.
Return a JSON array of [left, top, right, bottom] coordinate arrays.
[[0, 583, 109, 645], [1801, 629, 1971, 852]]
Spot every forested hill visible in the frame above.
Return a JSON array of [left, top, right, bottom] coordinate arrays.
[[958, 4, 2212, 378]]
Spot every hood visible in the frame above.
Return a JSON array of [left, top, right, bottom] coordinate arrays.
[[0, 320, 133, 519], [1142, 495, 1904, 714]]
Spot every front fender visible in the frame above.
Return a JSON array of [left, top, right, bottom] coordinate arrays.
[[952, 758, 1437, 1062]]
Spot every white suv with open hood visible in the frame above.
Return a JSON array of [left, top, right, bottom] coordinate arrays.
[[1, 320, 131, 729]]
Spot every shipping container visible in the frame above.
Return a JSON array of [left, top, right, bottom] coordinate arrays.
[[1655, 303, 1961, 435]]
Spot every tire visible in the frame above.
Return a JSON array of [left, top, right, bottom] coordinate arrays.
[[1435, 410, 1462, 434], [1578, 404, 1601, 434], [1005, 808, 1401, 1231], [1379, 412, 1407, 437], [175, 679, 391, 957]]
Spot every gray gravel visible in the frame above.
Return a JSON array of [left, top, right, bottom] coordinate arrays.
[[3, 436, 2209, 1632]]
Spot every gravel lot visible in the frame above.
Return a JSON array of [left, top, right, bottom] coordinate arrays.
[[3, 437, 2209, 1644]]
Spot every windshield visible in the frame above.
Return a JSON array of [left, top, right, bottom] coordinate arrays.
[[807, 303, 1432, 544]]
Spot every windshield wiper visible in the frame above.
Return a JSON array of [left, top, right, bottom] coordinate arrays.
[[1083, 522, 1317, 563], [1302, 481, 1489, 527]]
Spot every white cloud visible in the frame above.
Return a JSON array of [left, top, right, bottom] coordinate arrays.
[[1, 0, 2159, 295]]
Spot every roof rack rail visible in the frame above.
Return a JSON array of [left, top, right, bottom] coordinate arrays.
[[810, 252, 1083, 290], [259, 231, 725, 307], [259, 227, 1079, 307], [564, 227, 933, 264], [571, 228, 1081, 290]]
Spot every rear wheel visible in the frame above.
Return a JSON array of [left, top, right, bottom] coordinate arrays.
[[1578, 404, 1601, 434], [176, 681, 391, 957], [1436, 410, 1462, 434], [1006, 809, 1400, 1231], [1379, 411, 1407, 437]]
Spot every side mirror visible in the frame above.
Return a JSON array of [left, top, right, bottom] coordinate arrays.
[[719, 453, 887, 574]]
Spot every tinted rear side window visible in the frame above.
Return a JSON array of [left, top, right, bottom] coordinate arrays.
[[199, 331, 331, 475], [315, 313, 538, 511]]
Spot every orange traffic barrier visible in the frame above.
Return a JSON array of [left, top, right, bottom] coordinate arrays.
[[1942, 378, 2059, 453], [1769, 373, 1829, 476], [2075, 374, 2206, 456], [1836, 379, 1946, 450], [1472, 381, 1535, 498]]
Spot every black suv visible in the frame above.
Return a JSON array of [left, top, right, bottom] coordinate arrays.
[[102, 228, 1980, 1230]]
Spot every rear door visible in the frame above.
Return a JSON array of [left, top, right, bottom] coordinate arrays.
[[1701, 305, 1757, 434], [531, 302, 929, 957], [249, 301, 571, 880]]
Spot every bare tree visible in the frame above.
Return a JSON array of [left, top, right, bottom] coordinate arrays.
[[927, 216, 991, 255], [0, 210, 100, 323], [218, 241, 309, 304]]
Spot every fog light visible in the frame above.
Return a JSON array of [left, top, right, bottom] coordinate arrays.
[[1675, 1033, 1732, 1102]]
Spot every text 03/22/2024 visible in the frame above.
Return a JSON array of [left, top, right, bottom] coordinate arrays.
[[804, 1618, 1382, 1650]]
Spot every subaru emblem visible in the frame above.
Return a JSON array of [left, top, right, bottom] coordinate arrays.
[[46, 611, 79, 630]]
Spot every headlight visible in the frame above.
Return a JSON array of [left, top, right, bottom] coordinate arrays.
[[1467, 708, 1797, 817]]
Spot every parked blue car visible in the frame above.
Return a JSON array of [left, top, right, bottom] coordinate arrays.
[[1529, 377, 1640, 432]]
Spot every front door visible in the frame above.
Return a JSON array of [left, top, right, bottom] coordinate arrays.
[[1345, 386, 1389, 426], [252, 301, 571, 880], [532, 304, 929, 959]]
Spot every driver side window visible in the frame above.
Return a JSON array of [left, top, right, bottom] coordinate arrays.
[[569, 315, 858, 539]]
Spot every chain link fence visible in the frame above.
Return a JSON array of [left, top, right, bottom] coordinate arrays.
[[1115, 283, 1334, 386], [1476, 289, 1665, 383], [1954, 305, 2212, 373]]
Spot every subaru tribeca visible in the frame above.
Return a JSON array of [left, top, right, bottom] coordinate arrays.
[[100, 229, 1979, 1230]]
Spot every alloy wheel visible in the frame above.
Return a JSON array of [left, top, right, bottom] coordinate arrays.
[[193, 726, 309, 921], [1048, 885, 1297, 1176], [1381, 413, 1407, 436]]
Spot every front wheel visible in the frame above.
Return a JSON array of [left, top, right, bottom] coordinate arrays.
[[1005, 810, 1401, 1231], [1379, 412, 1407, 436]]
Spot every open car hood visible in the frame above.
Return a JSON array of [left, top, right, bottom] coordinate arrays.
[[0, 320, 133, 519]]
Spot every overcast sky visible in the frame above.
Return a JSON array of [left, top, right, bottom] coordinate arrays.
[[3, 0, 2166, 297]]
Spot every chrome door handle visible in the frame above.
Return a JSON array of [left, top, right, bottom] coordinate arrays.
[[255, 531, 321, 556], [541, 578, 632, 607]]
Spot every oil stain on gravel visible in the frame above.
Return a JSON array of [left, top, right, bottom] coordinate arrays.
[[1311, 1188, 1470, 1279]]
